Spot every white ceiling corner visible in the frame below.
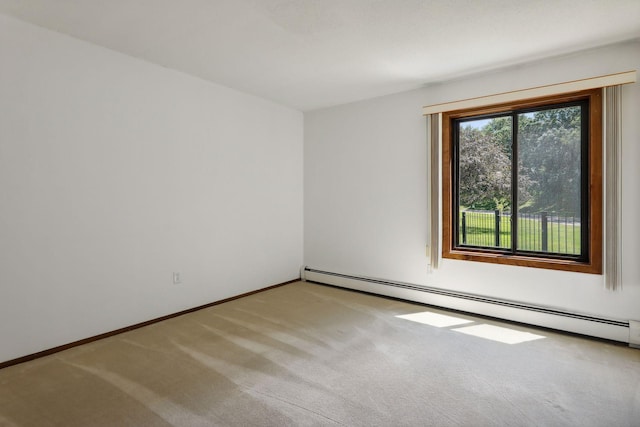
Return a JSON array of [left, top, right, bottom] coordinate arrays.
[[0, 0, 638, 111]]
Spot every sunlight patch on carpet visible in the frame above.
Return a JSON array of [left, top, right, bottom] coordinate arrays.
[[453, 324, 546, 344], [396, 311, 474, 327]]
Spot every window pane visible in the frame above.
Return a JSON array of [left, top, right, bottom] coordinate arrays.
[[458, 117, 512, 249], [517, 106, 582, 255]]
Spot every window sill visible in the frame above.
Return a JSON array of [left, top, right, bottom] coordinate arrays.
[[443, 250, 602, 274]]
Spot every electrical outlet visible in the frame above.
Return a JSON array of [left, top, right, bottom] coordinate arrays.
[[173, 272, 181, 285]]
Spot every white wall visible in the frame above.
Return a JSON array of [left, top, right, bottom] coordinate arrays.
[[305, 40, 640, 322], [0, 14, 303, 363]]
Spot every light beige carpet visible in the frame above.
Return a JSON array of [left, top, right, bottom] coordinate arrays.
[[1, 281, 639, 426]]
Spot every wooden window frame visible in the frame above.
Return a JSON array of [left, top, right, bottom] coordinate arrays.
[[442, 88, 602, 274]]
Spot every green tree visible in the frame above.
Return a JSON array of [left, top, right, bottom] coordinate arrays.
[[458, 106, 579, 214], [483, 116, 512, 156], [458, 126, 511, 210], [518, 107, 581, 214]]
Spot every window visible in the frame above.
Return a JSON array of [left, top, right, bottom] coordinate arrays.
[[442, 89, 602, 273]]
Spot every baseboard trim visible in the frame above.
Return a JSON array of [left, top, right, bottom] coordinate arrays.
[[0, 278, 299, 370], [303, 267, 630, 343]]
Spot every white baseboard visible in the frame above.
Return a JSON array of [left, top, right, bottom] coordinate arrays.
[[303, 267, 631, 344]]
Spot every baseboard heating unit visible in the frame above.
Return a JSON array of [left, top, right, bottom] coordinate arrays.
[[302, 267, 635, 345]]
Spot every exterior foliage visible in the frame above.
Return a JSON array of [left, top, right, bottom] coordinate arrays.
[[458, 105, 581, 215], [458, 127, 511, 210]]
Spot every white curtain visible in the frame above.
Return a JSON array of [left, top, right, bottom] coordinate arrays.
[[604, 85, 623, 291], [426, 113, 441, 271]]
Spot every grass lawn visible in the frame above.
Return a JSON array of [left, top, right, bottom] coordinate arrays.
[[460, 211, 581, 255]]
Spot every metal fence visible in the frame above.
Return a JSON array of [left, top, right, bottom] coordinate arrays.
[[459, 210, 581, 255]]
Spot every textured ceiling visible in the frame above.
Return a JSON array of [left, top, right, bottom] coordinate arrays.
[[0, 0, 638, 111]]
